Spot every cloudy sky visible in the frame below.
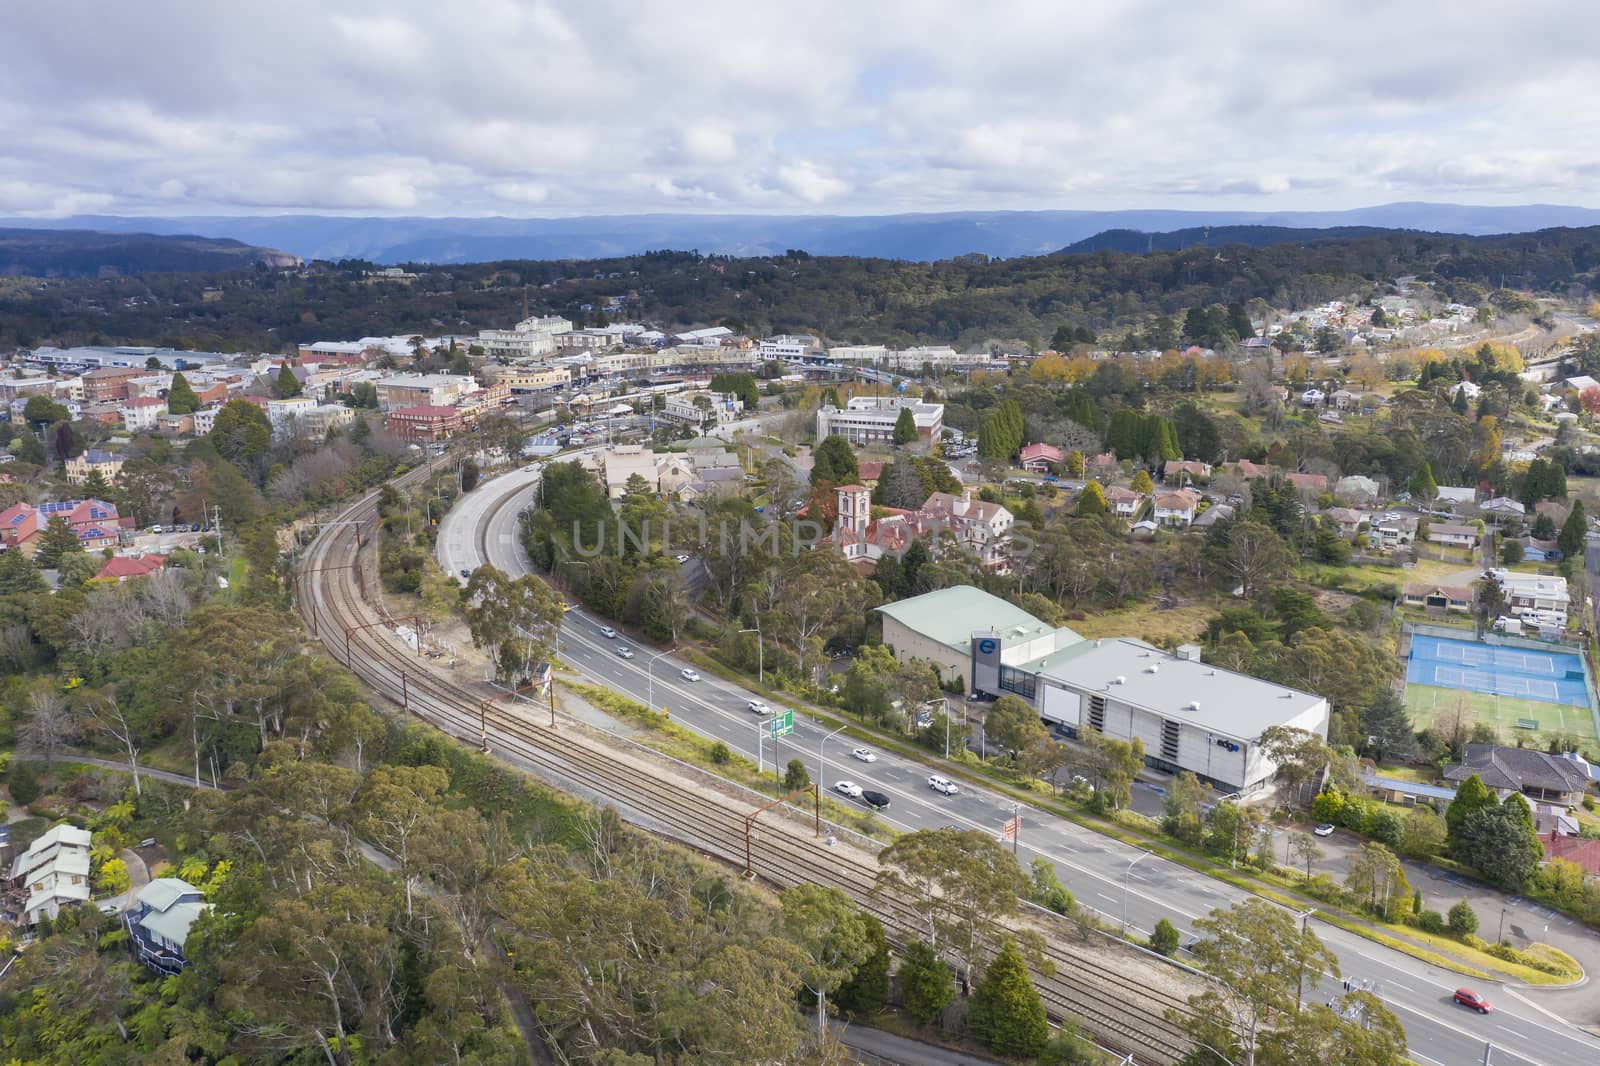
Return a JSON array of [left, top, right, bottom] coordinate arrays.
[[4, 1, 1598, 218]]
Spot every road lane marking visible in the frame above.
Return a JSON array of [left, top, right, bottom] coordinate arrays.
[[1497, 1025, 1531, 1041]]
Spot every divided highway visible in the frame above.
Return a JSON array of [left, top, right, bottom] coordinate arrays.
[[440, 460, 1600, 1066]]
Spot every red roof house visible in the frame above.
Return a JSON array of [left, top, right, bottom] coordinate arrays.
[[1019, 442, 1064, 472], [95, 554, 167, 582]]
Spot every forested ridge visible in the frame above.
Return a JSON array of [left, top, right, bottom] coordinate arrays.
[[2, 226, 1598, 354]]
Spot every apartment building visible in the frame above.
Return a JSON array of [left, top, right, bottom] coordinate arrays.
[[815, 395, 943, 445], [375, 374, 478, 411], [477, 315, 573, 359]]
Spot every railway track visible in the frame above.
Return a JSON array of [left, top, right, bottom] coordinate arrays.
[[296, 472, 1199, 1064]]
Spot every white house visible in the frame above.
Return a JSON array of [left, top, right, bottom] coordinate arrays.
[[1449, 380, 1482, 401], [1300, 388, 1325, 407], [1153, 489, 1202, 527], [121, 396, 166, 432], [9, 823, 93, 925], [1104, 486, 1145, 518]]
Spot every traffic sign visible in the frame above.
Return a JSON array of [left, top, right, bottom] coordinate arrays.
[[1001, 816, 1020, 841], [769, 710, 794, 737]]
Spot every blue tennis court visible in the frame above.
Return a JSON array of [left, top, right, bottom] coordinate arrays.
[[1406, 634, 1588, 707]]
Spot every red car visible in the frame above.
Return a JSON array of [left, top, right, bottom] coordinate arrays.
[[1454, 988, 1492, 1013]]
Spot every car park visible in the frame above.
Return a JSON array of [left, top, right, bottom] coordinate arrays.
[[850, 747, 877, 763], [616, 646, 634, 659], [834, 780, 863, 798], [599, 626, 616, 638], [928, 775, 958, 795], [1313, 823, 1335, 837], [680, 668, 701, 682], [860, 789, 890, 810], [1453, 988, 1492, 1013]]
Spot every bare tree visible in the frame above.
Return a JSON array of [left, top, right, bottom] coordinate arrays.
[[81, 690, 143, 796], [20, 687, 77, 767]]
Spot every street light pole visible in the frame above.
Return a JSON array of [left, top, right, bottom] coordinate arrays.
[[739, 626, 763, 685], [646, 647, 675, 714], [1122, 851, 1152, 936], [1295, 908, 1317, 1012], [1498, 906, 1509, 945], [819, 724, 848, 795]]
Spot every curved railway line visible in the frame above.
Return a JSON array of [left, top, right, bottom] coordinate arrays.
[[297, 469, 1200, 1064]]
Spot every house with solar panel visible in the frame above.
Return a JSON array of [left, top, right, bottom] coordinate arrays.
[[0, 498, 129, 556]]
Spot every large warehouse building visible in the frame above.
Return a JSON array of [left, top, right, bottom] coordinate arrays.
[[877, 586, 1329, 793]]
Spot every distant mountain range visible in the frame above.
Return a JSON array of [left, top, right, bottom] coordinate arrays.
[[5, 202, 1600, 267], [0, 227, 299, 278]]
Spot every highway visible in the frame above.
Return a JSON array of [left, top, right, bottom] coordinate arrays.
[[440, 459, 1600, 1066]]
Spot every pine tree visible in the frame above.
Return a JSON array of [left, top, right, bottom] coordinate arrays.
[[274, 364, 302, 398], [892, 406, 918, 445], [1412, 460, 1437, 503], [1452, 388, 1470, 415], [967, 940, 1049, 1058], [1558, 500, 1586, 560], [166, 372, 200, 414], [0, 548, 47, 595], [33, 515, 83, 568], [897, 941, 954, 1025], [1077, 481, 1108, 516], [1445, 773, 1498, 839]]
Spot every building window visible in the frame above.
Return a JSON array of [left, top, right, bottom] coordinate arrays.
[[998, 666, 1035, 701]]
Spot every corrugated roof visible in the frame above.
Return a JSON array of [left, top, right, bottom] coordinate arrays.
[[877, 585, 1070, 654], [138, 899, 211, 948], [137, 877, 204, 914]]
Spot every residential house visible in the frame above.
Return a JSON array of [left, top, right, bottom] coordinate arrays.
[[1434, 485, 1478, 510], [592, 445, 663, 500], [1401, 583, 1475, 614], [917, 490, 1015, 572], [1153, 488, 1203, 527], [1086, 452, 1120, 482], [1321, 507, 1368, 538], [121, 396, 166, 432], [1331, 389, 1361, 411], [9, 823, 93, 925], [1019, 442, 1063, 473], [1103, 486, 1145, 518], [1481, 497, 1527, 520], [1519, 536, 1563, 562], [1563, 375, 1600, 393], [1162, 459, 1211, 484], [95, 553, 167, 582], [123, 878, 212, 976], [855, 461, 884, 489], [1427, 522, 1480, 549], [1449, 380, 1482, 401], [1444, 745, 1592, 808], [1370, 513, 1417, 549], [0, 498, 127, 555], [1300, 388, 1325, 406], [64, 448, 127, 485], [1542, 832, 1600, 877], [1285, 472, 1328, 495], [1193, 502, 1234, 529], [1488, 570, 1570, 627], [1228, 459, 1271, 481]]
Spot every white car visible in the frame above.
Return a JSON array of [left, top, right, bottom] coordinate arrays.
[[834, 780, 864, 798], [599, 626, 616, 638], [680, 668, 701, 682], [850, 747, 877, 763], [747, 700, 768, 714], [1313, 823, 1336, 837], [928, 775, 959, 796], [616, 646, 635, 659], [674, 553, 690, 564]]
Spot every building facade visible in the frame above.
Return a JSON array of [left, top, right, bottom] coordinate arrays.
[[815, 396, 943, 446]]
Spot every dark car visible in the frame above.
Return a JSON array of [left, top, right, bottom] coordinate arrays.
[[860, 790, 890, 811], [1453, 988, 1492, 1013]]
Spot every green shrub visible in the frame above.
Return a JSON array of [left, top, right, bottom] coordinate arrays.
[[1418, 909, 1445, 934], [1583, 795, 1595, 812], [709, 741, 732, 765], [1310, 790, 1345, 824], [1448, 899, 1479, 936], [7, 761, 41, 806], [1149, 918, 1180, 957]]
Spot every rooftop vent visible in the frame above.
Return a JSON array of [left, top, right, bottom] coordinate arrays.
[[1113, 675, 1127, 685], [1145, 664, 1160, 674], [1187, 701, 1201, 711]]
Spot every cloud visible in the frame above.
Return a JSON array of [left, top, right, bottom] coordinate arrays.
[[1, 1, 1597, 216]]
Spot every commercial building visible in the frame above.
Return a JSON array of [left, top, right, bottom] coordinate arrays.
[[23, 346, 234, 372], [9, 823, 93, 925], [487, 364, 572, 393], [876, 586, 1329, 792], [384, 405, 464, 441], [81, 367, 148, 402], [477, 315, 573, 359], [1032, 639, 1329, 793], [758, 335, 819, 361], [375, 374, 478, 412], [661, 391, 745, 430], [876, 585, 1084, 688], [815, 395, 943, 446], [123, 878, 212, 976]]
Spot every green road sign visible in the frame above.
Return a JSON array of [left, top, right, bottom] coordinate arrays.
[[769, 710, 794, 737]]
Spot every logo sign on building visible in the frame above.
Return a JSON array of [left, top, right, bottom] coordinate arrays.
[[769, 710, 795, 738]]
